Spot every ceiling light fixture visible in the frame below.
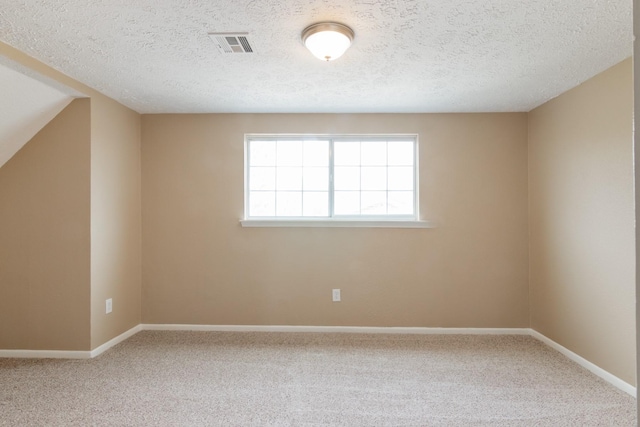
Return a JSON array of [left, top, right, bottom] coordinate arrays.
[[301, 22, 354, 61]]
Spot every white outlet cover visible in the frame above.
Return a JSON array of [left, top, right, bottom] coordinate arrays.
[[332, 289, 341, 302], [106, 298, 113, 314]]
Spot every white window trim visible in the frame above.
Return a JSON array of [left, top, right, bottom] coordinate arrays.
[[242, 134, 429, 228]]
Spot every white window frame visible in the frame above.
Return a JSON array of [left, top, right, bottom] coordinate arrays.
[[241, 134, 432, 228]]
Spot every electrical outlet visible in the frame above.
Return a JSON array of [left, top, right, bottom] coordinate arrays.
[[332, 289, 341, 302], [106, 298, 112, 314]]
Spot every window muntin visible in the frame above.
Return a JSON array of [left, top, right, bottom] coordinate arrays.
[[245, 135, 418, 220]]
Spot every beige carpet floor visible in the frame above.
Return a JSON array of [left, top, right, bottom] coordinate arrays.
[[0, 331, 635, 426]]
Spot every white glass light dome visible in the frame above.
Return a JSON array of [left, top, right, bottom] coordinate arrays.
[[302, 22, 354, 61]]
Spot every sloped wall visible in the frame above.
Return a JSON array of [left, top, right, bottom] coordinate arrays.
[[0, 62, 74, 169], [0, 98, 91, 350], [0, 42, 142, 352]]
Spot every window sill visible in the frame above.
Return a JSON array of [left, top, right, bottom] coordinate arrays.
[[240, 219, 435, 228]]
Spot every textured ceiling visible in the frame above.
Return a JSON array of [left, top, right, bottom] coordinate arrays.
[[0, 0, 633, 114]]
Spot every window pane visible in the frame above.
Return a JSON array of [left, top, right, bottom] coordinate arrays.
[[334, 141, 360, 166], [334, 191, 360, 215], [303, 192, 329, 217], [388, 141, 414, 166], [388, 166, 414, 191], [334, 167, 360, 191], [276, 192, 302, 216], [250, 141, 276, 166], [388, 191, 414, 215], [276, 167, 303, 191], [246, 136, 416, 220], [277, 140, 303, 166], [249, 191, 275, 216], [361, 141, 387, 166], [361, 167, 387, 191], [361, 191, 387, 215], [303, 167, 329, 191], [303, 140, 329, 167], [249, 167, 275, 191]]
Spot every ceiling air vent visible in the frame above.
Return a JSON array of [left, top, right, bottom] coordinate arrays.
[[209, 33, 254, 54]]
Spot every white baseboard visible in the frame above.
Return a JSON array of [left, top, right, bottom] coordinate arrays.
[[529, 329, 636, 397], [0, 349, 92, 359], [90, 324, 143, 358], [141, 324, 530, 335], [0, 324, 143, 360]]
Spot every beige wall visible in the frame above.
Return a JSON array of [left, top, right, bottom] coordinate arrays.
[[0, 42, 142, 351], [0, 99, 91, 350], [634, 0, 640, 414], [141, 113, 529, 327], [529, 58, 635, 385], [90, 96, 141, 349]]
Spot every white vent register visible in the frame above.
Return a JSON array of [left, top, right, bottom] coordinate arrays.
[[209, 33, 254, 54]]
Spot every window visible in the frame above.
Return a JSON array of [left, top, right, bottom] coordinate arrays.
[[243, 135, 428, 227]]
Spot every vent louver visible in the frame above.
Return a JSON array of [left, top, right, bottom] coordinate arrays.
[[209, 33, 254, 54]]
